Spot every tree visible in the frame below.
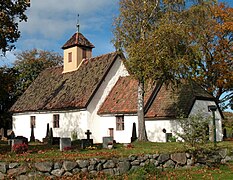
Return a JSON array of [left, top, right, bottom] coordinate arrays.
[[0, 0, 29, 55], [14, 49, 63, 96], [113, 0, 196, 141], [184, 3, 233, 110], [0, 67, 18, 129]]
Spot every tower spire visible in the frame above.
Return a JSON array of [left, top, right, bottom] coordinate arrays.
[[76, 14, 80, 33]]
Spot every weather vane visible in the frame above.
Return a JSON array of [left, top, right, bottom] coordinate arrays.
[[76, 14, 80, 33]]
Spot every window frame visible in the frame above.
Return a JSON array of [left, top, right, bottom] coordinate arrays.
[[116, 115, 124, 131], [68, 52, 72, 62], [53, 114, 60, 128]]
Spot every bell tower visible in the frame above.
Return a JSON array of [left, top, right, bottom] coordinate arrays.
[[62, 19, 95, 73]]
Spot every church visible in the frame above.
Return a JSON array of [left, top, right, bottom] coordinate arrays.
[[10, 31, 223, 143]]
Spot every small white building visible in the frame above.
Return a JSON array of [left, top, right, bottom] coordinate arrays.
[[10, 32, 223, 143]]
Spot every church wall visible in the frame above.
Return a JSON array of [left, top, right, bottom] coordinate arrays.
[[145, 99, 223, 142], [87, 56, 129, 143], [190, 99, 223, 141], [12, 110, 88, 142]]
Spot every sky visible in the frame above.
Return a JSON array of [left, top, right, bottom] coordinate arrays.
[[0, 0, 119, 66], [0, 0, 232, 66]]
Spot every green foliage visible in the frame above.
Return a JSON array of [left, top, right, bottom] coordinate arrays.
[[14, 49, 63, 96], [176, 113, 211, 149], [0, 0, 29, 55]]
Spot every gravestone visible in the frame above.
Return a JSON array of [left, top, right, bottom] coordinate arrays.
[[81, 129, 93, 149], [60, 138, 71, 151], [102, 137, 113, 149], [131, 123, 137, 143], [15, 136, 28, 144], [48, 128, 53, 145], [30, 126, 35, 142], [43, 123, 50, 143]]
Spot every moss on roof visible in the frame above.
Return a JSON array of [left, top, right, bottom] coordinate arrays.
[[10, 52, 119, 113], [98, 77, 215, 119]]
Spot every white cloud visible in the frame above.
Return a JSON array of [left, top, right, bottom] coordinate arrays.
[[12, 0, 119, 62], [19, 0, 118, 40]]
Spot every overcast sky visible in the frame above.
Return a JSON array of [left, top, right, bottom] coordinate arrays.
[[0, 0, 232, 66]]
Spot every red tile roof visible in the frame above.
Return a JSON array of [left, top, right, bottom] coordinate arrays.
[[10, 52, 119, 113], [62, 32, 95, 49], [98, 76, 156, 115], [98, 77, 215, 119]]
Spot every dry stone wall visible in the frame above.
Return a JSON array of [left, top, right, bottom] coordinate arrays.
[[0, 149, 232, 179]]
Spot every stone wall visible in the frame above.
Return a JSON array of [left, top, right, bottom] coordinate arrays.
[[0, 149, 232, 179]]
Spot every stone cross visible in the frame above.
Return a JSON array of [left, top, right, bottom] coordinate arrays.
[[85, 130, 92, 140]]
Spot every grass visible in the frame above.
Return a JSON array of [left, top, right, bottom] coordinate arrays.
[[1, 140, 233, 179], [1, 140, 233, 163]]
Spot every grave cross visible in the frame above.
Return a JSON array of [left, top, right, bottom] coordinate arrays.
[[85, 130, 92, 140]]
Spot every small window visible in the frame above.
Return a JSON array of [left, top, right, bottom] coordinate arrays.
[[30, 116, 36, 128], [82, 48, 87, 59], [68, 52, 72, 62], [116, 116, 124, 131], [53, 114, 60, 128]]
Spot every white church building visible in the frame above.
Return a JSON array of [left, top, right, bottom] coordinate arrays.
[[10, 32, 223, 143]]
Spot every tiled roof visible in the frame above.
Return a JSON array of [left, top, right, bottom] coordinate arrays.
[[10, 52, 119, 113], [62, 32, 95, 49], [98, 77, 215, 119], [97, 76, 156, 115]]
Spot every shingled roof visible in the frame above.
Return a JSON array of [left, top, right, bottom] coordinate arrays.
[[98, 77, 215, 119], [10, 52, 119, 113], [62, 32, 95, 49]]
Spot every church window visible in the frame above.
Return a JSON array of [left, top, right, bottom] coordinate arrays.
[[53, 114, 60, 128], [30, 116, 36, 128], [116, 116, 124, 131], [68, 52, 72, 62]]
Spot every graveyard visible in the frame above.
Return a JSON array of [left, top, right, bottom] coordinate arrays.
[[1, 127, 233, 179], [0, 127, 233, 163]]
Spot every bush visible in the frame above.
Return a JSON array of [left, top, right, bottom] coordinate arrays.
[[176, 113, 210, 150], [12, 143, 28, 154]]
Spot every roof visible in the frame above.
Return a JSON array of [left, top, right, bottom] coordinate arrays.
[[98, 77, 215, 119], [62, 32, 95, 49], [97, 77, 155, 115], [10, 52, 119, 113]]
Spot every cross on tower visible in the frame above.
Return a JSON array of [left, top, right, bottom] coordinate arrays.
[[85, 129, 92, 140]]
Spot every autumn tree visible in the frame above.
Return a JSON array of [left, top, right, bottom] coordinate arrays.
[[14, 49, 63, 96], [113, 0, 194, 141], [0, 0, 30, 55], [185, 3, 233, 110]]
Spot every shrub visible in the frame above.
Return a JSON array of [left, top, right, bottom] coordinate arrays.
[[12, 143, 28, 154], [175, 113, 210, 150]]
